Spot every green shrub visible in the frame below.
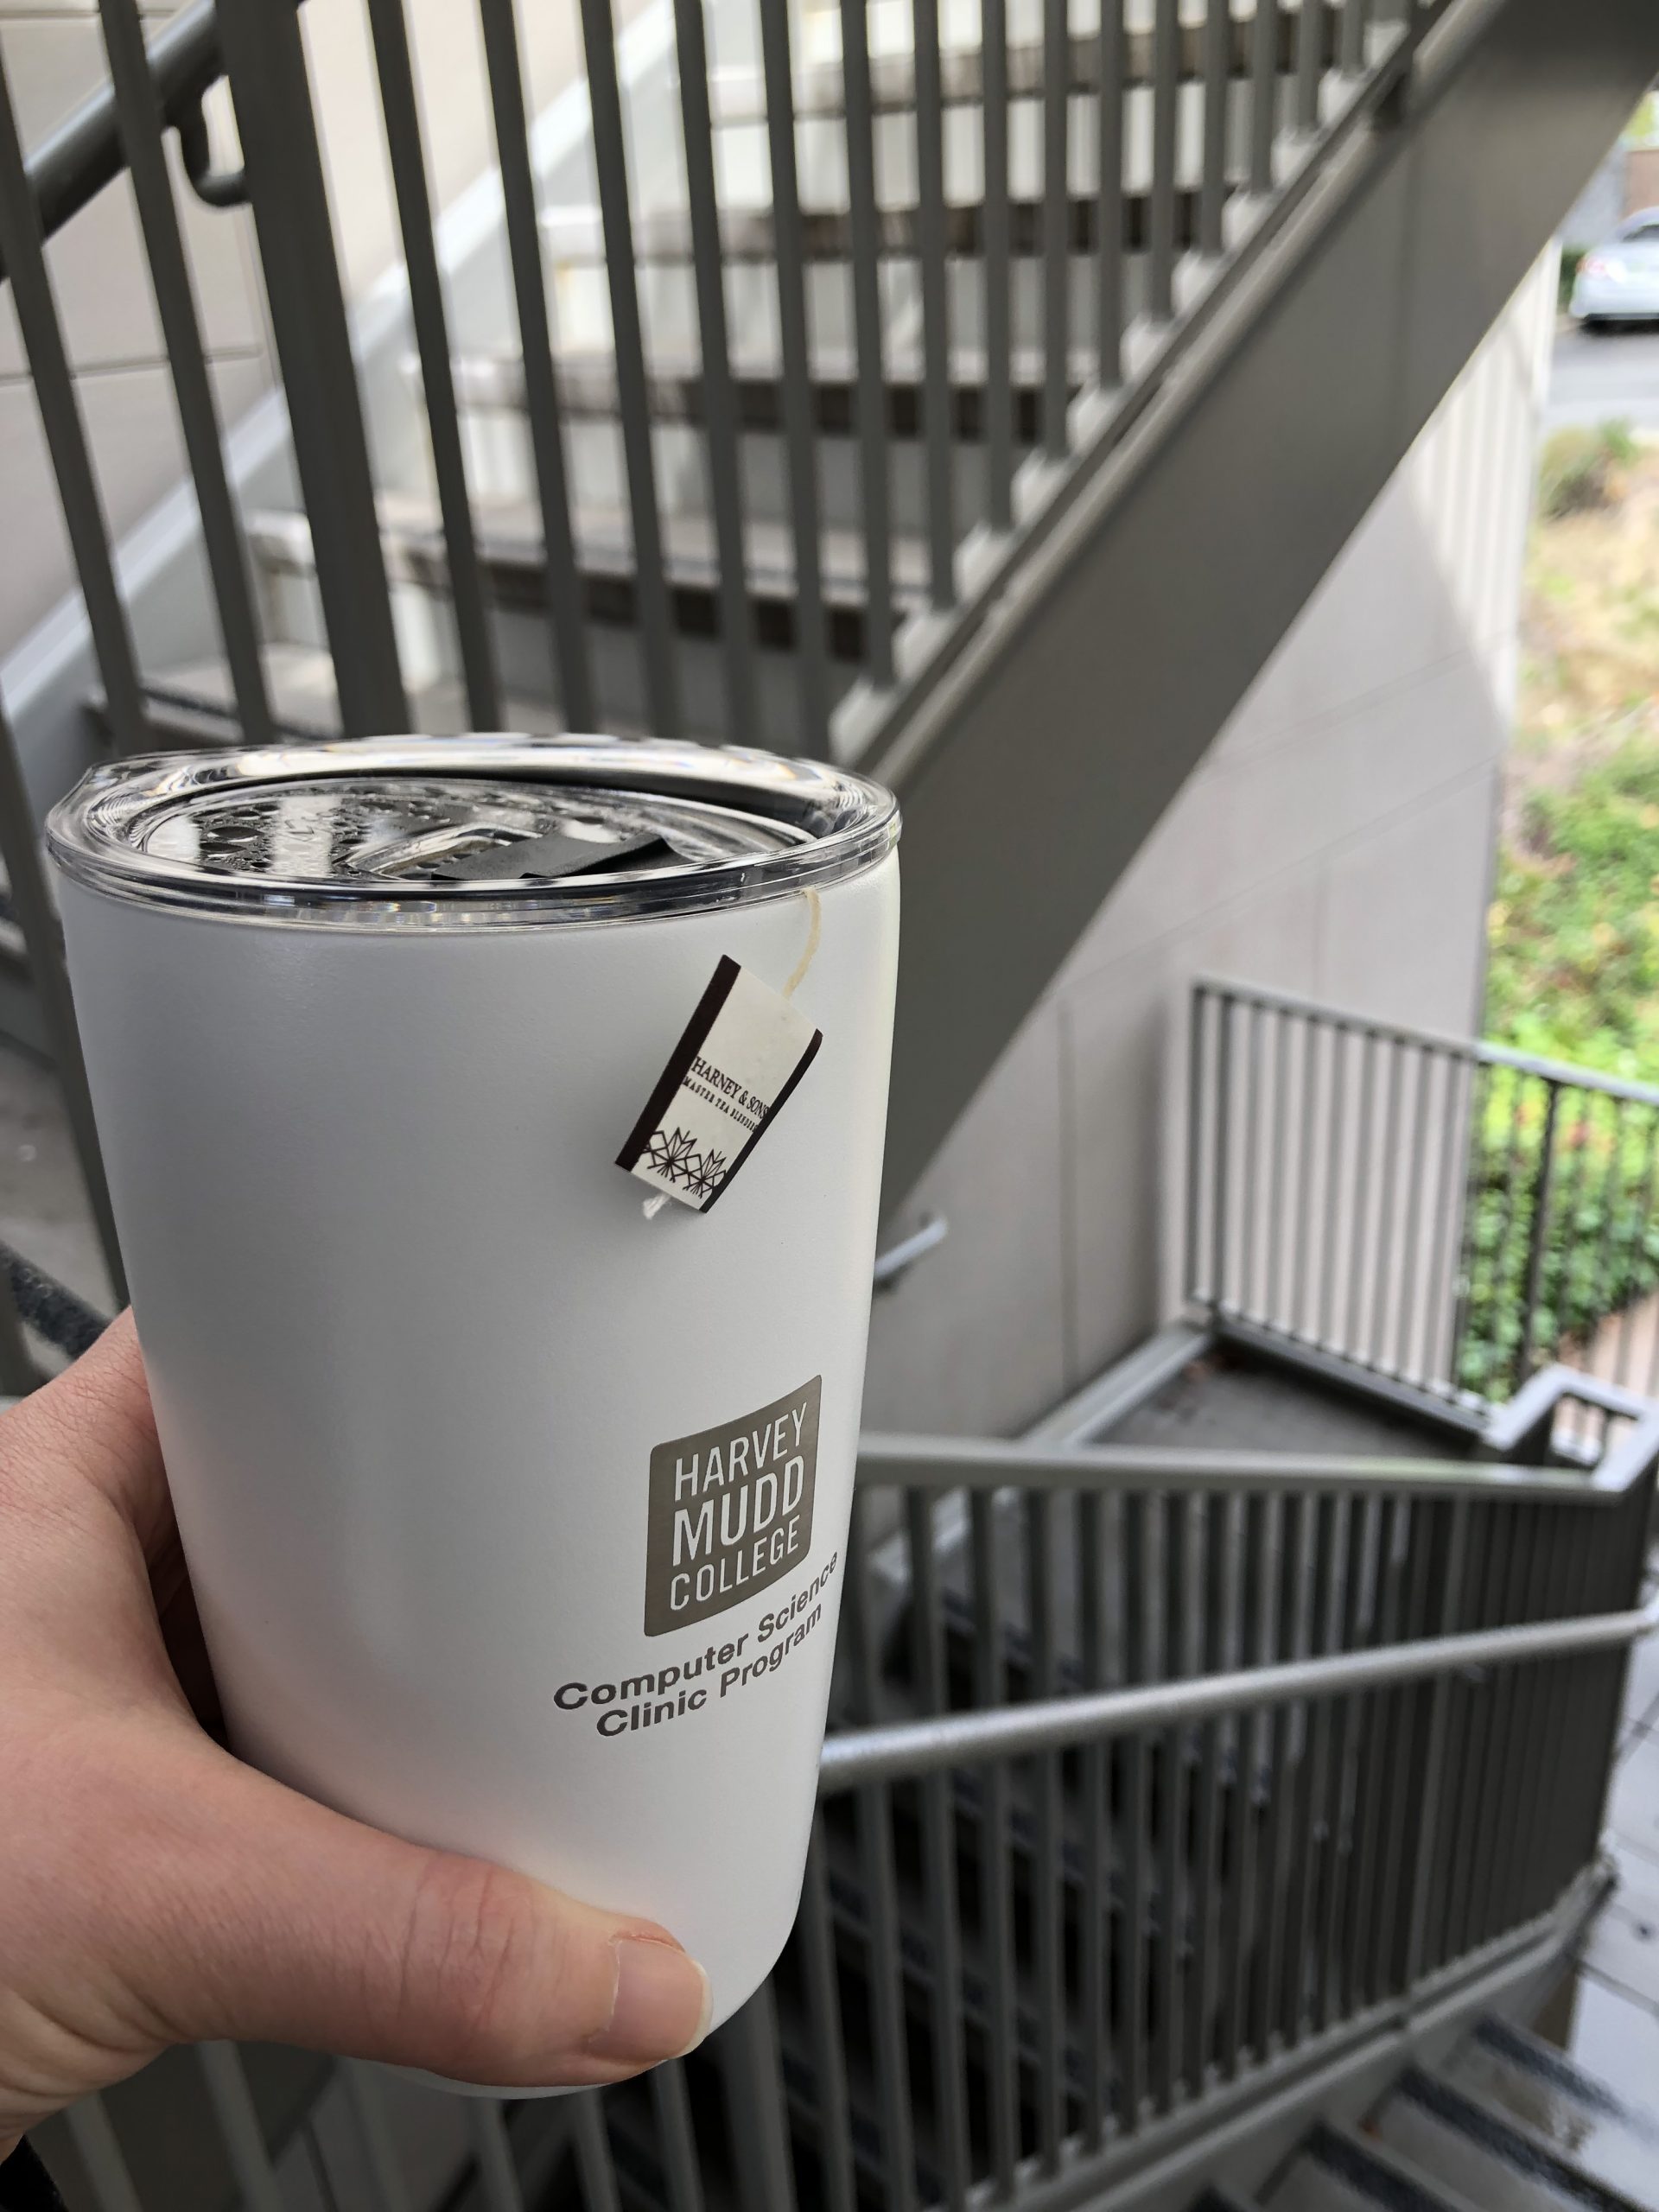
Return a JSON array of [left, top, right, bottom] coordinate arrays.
[[1560, 243, 1588, 308], [1536, 422, 1638, 522]]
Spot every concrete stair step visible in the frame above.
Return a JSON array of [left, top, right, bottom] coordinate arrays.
[[1444, 2017, 1659, 2212], [1265, 2121, 1487, 2212], [1373, 2069, 1653, 2212], [708, 6, 1349, 124], [97, 644, 569, 751], [539, 187, 1222, 267]]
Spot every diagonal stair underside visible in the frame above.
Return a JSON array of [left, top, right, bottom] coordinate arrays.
[[873, 0, 1659, 1208]]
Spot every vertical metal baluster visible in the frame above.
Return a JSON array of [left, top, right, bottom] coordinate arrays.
[[1619, 1107, 1659, 1391], [1042, 0, 1069, 452], [1344, 1496, 1407, 2006], [1224, 1495, 1267, 2072], [1586, 1097, 1627, 1391], [650, 2061, 707, 2212], [1157, 1495, 1191, 2109], [0, 701, 124, 1298], [1515, 1084, 1563, 1391], [1290, 1009, 1319, 1342], [1079, 1485, 1109, 2148], [844, 1492, 917, 2211], [1185, 987, 1211, 1307], [1243, 1002, 1266, 1321], [1424, 1500, 1486, 1974], [912, 0, 956, 603], [1148, 0, 1179, 321], [1318, 1022, 1348, 1353], [1319, 1495, 1372, 2027], [1391, 1044, 1433, 1379], [1027, 1486, 1065, 2171], [578, 0, 679, 739], [467, 2102, 526, 2212], [1265, 1007, 1291, 1333], [971, 1489, 1019, 2196], [1366, 1036, 1404, 1373], [476, 0, 594, 727], [0, 46, 147, 749], [65, 2100, 143, 2212], [99, 0, 275, 747], [1295, 0, 1324, 130], [1493, 1503, 1566, 1934], [1249, 0, 1278, 194], [1252, 1496, 1300, 2057], [1343, 1031, 1377, 1362], [217, 0, 408, 734], [1541, 1085, 1592, 1395], [718, 1989, 796, 2212], [839, 0, 894, 683], [1211, 994, 1236, 1316], [1339, 0, 1370, 75], [676, 0, 760, 739], [573, 2092, 623, 2212], [1370, 1500, 1435, 1998], [1423, 1051, 1475, 1397], [1478, 1068, 1532, 1399], [361, 0, 499, 730], [1122, 1492, 1151, 2124], [1445, 1055, 1493, 1395], [759, 0, 832, 748], [1186, 1495, 1229, 2091], [908, 1490, 969, 2208], [342, 2062, 413, 2212], [1096, 0, 1125, 384], [1284, 1496, 1340, 2044], [1198, 0, 1230, 257], [982, 0, 1016, 513], [1400, 1502, 1469, 1990], [1446, 1506, 1517, 1960], [197, 2043, 285, 2212]]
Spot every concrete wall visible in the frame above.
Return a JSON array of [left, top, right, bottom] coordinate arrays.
[[862, 255, 1557, 1438]]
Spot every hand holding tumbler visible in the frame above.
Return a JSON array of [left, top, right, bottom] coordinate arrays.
[[48, 735, 900, 2072]]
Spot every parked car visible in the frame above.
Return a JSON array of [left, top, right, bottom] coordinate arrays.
[[1572, 207, 1659, 327]]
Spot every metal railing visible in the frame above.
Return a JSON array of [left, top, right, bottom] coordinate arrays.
[[42, 1406, 1659, 2212], [1188, 977, 1659, 1422]]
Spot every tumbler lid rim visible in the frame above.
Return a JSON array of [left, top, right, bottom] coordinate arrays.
[[45, 736, 900, 925]]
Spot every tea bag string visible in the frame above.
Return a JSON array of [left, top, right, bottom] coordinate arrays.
[[642, 888, 822, 1221], [783, 888, 822, 998]]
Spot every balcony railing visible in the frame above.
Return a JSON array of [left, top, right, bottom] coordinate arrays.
[[1186, 977, 1659, 1433]]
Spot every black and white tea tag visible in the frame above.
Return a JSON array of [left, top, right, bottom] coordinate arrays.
[[617, 956, 823, 1212]]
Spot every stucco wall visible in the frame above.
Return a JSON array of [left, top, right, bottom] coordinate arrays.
[[862, 256, 1557, 1438]]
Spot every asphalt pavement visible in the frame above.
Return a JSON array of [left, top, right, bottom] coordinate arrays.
[[1548, 321, 1659, 429]]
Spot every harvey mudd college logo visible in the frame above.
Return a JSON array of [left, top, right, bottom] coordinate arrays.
[[644, 1377, 821, 1635]]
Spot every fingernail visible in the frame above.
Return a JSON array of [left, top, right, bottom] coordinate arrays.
[[588, 1937, 711, 2064]]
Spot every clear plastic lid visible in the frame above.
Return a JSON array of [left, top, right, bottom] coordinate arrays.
[[46, 737, 899, 927]]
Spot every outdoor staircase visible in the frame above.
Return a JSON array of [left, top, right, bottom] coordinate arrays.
[[9, 0, 1655, 1207], [1224, 2012, 1659, 2212]]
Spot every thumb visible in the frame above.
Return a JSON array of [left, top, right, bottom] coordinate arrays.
[[127, 1731, 711, 2090]]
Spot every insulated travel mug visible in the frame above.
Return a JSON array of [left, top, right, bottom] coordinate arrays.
[[48, 736, 900, 2050]]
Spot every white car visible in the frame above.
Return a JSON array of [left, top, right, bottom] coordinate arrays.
[[1572, 208, 1659, 327]]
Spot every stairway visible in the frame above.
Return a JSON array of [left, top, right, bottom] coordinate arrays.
[[9, 0, 1644, 1216], [1236, 2012, 1659, 2212]]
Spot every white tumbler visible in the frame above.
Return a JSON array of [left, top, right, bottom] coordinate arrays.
[[48, 735, 899, 2045]]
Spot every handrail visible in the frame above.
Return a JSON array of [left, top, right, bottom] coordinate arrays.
[[817, 1594, 1659, 1794], [856, 1431, 1647, 1504], [1198, 973, 1659, 1112], [0, 0, 301, 276]]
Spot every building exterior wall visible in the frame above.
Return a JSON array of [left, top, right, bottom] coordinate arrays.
[[862, 256, 1557, 1438]]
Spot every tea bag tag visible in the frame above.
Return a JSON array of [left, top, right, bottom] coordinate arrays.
[[618, 954, 823, 1214]]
